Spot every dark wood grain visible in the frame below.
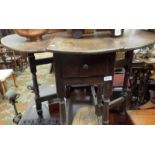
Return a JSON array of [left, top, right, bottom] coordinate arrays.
[[47, 30, 155, 54], [1, 34, 54, 53], [127, 108, 155, 125], [2, 30, 155, 54], [61, 53, 115, 78], [2, 29, 155, 124]]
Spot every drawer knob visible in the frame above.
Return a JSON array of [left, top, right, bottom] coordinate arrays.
[[83, 64, 89, 70]]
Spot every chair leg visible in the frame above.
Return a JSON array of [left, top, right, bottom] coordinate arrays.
[[0, 83, 4, 96], [11, 74, 18, 88], [1, 81, 8, 94]]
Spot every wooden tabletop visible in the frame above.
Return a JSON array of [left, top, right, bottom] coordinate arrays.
[[47, 30, 155, 54], [1, 33, 55, 53], [1, 30, 155, 54]]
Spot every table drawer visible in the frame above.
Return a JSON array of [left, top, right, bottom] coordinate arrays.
[[61, 54, 115, 78]]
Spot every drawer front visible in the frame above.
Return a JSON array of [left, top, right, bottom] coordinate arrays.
[[61, 53, 115, 78]]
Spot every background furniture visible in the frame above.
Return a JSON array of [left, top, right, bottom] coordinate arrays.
[[1, 33, 56, 119], [0, 29, 28, 71], [0, 69, 17, 96], [0, 46, 28, 71]]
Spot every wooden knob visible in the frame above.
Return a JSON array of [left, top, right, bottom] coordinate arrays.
[[83, 64, 89, 70]]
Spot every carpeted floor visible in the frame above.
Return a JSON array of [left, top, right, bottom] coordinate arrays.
[[0, 52, 55, 125]]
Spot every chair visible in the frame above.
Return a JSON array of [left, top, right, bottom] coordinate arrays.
[[0, 69, 17, 96], [0, 46, 15, 69], [13, 51, 28, 71], [0, 45, 26, 71], [0, 45, 7, 68]]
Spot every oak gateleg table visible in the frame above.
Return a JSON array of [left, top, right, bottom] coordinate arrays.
[[2, 30, 155, 124]]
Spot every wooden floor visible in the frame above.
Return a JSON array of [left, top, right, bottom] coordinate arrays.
[[19, 84, 155, 125], [20, 101, 127, 125], [69, 103, 126, 125], [22, 98, 155, 125], [127, 109, 155, 125], [19, 84, 127, 125], [127, 101, 155, 125]]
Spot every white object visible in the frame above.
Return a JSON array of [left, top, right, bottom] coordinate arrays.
[[104, 76, 112, 81], [0, 69, 13, 81], [0, 69, 17, 96], [114, 29, 122, 36]]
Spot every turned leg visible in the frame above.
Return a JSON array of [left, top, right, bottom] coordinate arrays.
[[28, 53, 43, 118], [102, 97, 110, 125], [102, 80, 113, 125], [123, 50, 134, 111], [91, 84, 111, 125]]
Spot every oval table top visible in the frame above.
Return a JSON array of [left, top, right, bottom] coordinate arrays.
[[1, 33, 55, 53], [1, 30, 155, 54], [47, 30, 155, 54]]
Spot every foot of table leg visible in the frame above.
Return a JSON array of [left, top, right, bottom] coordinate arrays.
[[35, 98, 43, 118], [102, 98, 110, 125], [65, 98, 71, 125], [37, 109, 43, 119], [59, 100, 66, 125]]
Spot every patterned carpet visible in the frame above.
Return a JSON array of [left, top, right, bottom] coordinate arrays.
[[0, 52, 55, 125]]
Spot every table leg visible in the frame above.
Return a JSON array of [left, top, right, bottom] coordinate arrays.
[[54, 53, 66, 124], [28, 53, 43, 118], [102, 81, 112, 125], [123, 50, 134, 111], [59, 99, 67, 124], [103, 98, 110, 125]]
